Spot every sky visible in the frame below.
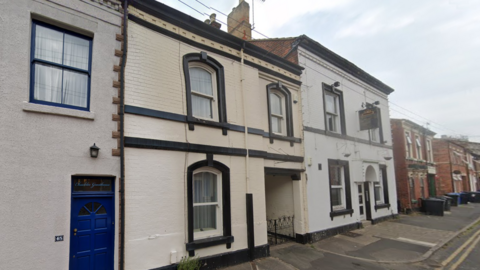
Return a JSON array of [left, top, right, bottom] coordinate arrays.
[[157, 0, 480, 142]]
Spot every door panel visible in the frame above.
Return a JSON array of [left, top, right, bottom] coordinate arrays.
[[70, 197, 113, 270], [357, 184, 365, 220]]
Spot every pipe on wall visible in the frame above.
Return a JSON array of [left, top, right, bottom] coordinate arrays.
[[120, 0, 128, 269]]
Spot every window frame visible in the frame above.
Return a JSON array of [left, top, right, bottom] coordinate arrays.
[[329, 165, 345, 210], [188, 63, 218, 121], [409, 177, 416, 202], [30, 20, 93, 111], [415, 136, 422, 160], [192, 167, 223, 239], [374, 165, 391, 210], [266, 82, 294, 143], [269, 90, 286, 135], [186, 159, 232, 256], [426, 139, 433, 162], [183, 52, 227, 134], [322, 83, 346, 135], [405, 132, 412, 158], [374, 181, 383, 204], [328, 159, 353, 219]]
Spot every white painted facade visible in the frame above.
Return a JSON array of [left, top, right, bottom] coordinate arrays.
[[298, 46, 398, 235], [0, 0, 122, 269], [123, 4, 307, 269]]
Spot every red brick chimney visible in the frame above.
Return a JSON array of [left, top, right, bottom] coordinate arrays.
[[227, 0, 252, 40]]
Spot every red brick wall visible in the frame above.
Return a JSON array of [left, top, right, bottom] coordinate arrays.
[[391, 120, 410, 210], [392, 119, 435, 211], [249, 38, 298, 64], [433, 140, 470, 194]]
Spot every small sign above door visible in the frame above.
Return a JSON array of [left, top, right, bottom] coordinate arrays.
[[73, 178, 113, 192]]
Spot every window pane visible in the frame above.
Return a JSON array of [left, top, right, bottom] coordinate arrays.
[[193, 205, 216, 232], [271, 116, 282, 134], [190, 67, 213, 96], [63, 69, 88, 108], [64, 33, 90, 70], [374, 186, 381, 201], [331, 188, 342, 206], [270, 93, 282, 115], [34, 63, 63, 104], [79, 207, 90, 216], [327, 114, 336, 132], [34, 24, 63, 64], [192, 94, 212, 119], [96, 206, 107, 215], [193, 172, 217, 203], [192, 94, 213, 118], [330, 166, 342, 186], [325, 94, 336, 113]]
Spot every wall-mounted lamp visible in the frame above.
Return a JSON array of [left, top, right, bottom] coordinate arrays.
[[332, 81, 340, 88], [90, 143, 100, 158], [293, 94, 298, 104]]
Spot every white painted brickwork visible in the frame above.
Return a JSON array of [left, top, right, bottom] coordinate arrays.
[[124, 14, 306, 270], [298, 47, 398, 233]]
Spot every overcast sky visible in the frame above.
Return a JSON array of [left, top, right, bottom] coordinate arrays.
[[157, 0, 480, 142]]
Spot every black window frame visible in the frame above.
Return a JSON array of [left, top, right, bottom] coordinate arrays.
[[375, 165, 391, 210], [30, 20, 93, 111], [183, 52, 228, 134], [186, 159, 233, 256], [266, 82, 294, 145], [322, 83, 346, 135], [328, 159, 353, 219]]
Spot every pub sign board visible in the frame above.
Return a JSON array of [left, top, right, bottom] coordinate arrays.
[[359, 108, 379, 131], [73, 177, 113, 192]]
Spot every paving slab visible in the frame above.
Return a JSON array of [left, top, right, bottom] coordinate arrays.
[[270, 244, 324, 269], [255, 257, 296, 270], [346, 238, 429, 261]]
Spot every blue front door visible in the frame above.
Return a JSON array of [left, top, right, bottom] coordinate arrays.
[[70, 197, 114, 270]]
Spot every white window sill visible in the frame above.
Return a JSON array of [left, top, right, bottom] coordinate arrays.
[[22, 102, 95, 120]]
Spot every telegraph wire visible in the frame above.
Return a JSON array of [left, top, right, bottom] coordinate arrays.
[[177, 0, 292, 57], [173, 1, 473, 139]]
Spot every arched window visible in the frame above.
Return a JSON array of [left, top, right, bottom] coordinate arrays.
[[189, 65, 217, 120], [266, 82, 294, 141], [186, 159, 232, 256], [192, 168, 222, 238], [183, 52, 227, 133], [269, 91, 285, 134]]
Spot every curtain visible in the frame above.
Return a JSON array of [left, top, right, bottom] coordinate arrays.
[[33, 24, 89, 108], [191, 95, 212, 119], [64, 33, 90, 70], [34, 63, 62, 103], [193, 172, 217, 232], [190, 67, 213, 118], [270, 93, 282, 115], [190, 67, 213, 95], [63, 70, 88, 108], [271, 116, 282, 134], [270, 93, 283, 133], [35, 25, 63, 64]]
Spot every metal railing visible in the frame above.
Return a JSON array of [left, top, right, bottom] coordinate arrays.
[[267, 215, 295, 245]]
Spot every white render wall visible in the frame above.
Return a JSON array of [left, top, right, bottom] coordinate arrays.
[[123, 18, 306, 269], [0, 1, 122, 270], [298, 47, 398, 233]]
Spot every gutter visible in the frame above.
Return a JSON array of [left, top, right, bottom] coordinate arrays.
[[120, 0, 128, 269]]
